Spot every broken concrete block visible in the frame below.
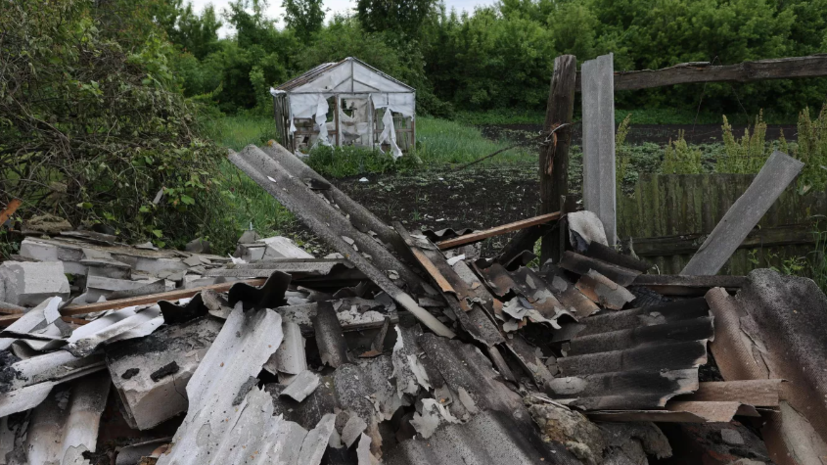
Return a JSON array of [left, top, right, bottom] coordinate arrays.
[[184, 238, 211, 254], [104, 317, 223, 430], [260, 236, 314, 259], [238, 229, 261, 244], [0, 261, 70, 307], [525, 394, 605, 465], [85, 276, 165, 302], [24, 214, 72, 234]]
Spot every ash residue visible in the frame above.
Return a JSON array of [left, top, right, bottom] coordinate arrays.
[[0, 349, 23, 393], [150, 362, 179, 382]]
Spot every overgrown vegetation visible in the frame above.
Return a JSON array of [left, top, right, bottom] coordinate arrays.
[[0, 0, 239, 251], [159, 0, 827, 120]]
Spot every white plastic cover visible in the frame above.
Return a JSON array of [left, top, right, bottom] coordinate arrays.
[[371, 93, 415, 118], [377, 108, 403, 160], [288, 94, 332, 147]]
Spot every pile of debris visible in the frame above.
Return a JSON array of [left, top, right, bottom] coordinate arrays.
[[0, 142, 825, 465]]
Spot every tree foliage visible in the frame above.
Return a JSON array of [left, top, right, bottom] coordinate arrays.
[[0, 0, 234, 250], [283, 0, 327, 41]]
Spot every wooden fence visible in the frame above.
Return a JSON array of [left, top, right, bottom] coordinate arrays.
[[617, 174, 827, 275]]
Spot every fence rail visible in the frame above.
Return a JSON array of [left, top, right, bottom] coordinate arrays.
[[617, 174, 827, 274], [576, 54, 827, 91]]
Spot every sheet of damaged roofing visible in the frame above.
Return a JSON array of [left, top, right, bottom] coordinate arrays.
[[0, 145, 820, 465]]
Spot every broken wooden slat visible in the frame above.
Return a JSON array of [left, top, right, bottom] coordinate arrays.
[[632, 274, 747, 296], [0, 199, 22, 226], [435, 212, 561, 250], [682, 380, 781, 407], [681, 151, 804, 276], [581, 53, 617, 245], [0, 279, 267, 326], [588, 401, 760, 423]]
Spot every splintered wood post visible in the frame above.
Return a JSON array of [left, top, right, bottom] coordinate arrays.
[[582, 53, 617, 245], [540, 55, 577, 264]]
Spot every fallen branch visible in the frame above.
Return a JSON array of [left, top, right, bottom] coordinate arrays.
[[436, 211, 562, 250]]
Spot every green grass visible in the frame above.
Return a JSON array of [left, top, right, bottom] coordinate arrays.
[[216, 158, 296, 240], [415, 116, 536, 166], [455, 109, 545, 125], [200, 113, 279, 151]]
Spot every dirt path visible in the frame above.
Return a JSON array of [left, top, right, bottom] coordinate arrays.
[[286, 166, 542, 257]]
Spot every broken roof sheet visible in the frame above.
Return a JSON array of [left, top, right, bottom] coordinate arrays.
[[549, 296, 712, 410]]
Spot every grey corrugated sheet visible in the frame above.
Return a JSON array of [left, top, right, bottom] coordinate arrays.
[[549, 297, 713, 410], [384, 410, 579, 465]]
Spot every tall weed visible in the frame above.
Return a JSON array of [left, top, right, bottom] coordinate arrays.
[[718, 112, 775, 174], [794, 104, 827, 189], [662, 131, 703, 174]]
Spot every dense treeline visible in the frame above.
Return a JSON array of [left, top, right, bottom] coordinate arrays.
[[166, 0, 827, 118]]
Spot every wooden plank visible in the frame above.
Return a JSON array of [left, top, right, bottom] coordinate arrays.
[[576, 55, 827, 91], [682, 151, 804, 275], [581, 53, 617, 245], [630, 223, 816, 257], [684, 380, 782, 406], [0, 199, 22, 226], [0, 278, 267, 327], [540, 54, 577, 263], [436, 212, 561, 250]]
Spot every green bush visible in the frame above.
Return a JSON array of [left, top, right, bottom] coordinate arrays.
[[0, 0, 236, 251]]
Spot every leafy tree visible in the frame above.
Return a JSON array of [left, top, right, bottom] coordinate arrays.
[[356, 0, 436, 37], [283, 0, 327, 41]]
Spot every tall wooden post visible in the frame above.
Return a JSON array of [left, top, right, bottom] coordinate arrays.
[[540, 55, 577, 264]]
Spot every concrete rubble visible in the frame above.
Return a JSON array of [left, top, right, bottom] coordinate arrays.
[[0, 143, 822, 465]]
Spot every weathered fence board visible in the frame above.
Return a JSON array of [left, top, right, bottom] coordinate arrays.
[[575, 54, 827, 91], [618, 174, 827, 275], [581, 53, 617, 245]]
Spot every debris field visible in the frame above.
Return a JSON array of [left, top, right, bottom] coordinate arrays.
[[0, 141, 825, 465]]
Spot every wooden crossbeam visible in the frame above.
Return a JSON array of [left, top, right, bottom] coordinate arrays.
[[435, 212, 561, 250]]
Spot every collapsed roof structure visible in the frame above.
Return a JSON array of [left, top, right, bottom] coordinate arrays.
[[271, 57, 415, 158], [0, 141, 825, 465]]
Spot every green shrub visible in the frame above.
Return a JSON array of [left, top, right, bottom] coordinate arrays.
[[719, 112, 773, 174], [0, 0, 235, 251], [662, 131, 704, 174]]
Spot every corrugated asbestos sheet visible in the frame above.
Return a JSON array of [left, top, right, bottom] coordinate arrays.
[[544, 246, 714, 411], [384, 410, 569, 465]]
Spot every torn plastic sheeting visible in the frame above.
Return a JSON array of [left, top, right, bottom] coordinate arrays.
[[377, 108, 403, 159], [157, 305, 283, 464], [371, 93, 415, 118], [288, 94, 332, 138]]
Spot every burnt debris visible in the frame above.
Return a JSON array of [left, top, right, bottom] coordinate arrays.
[[0, 142, 821, 465]]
